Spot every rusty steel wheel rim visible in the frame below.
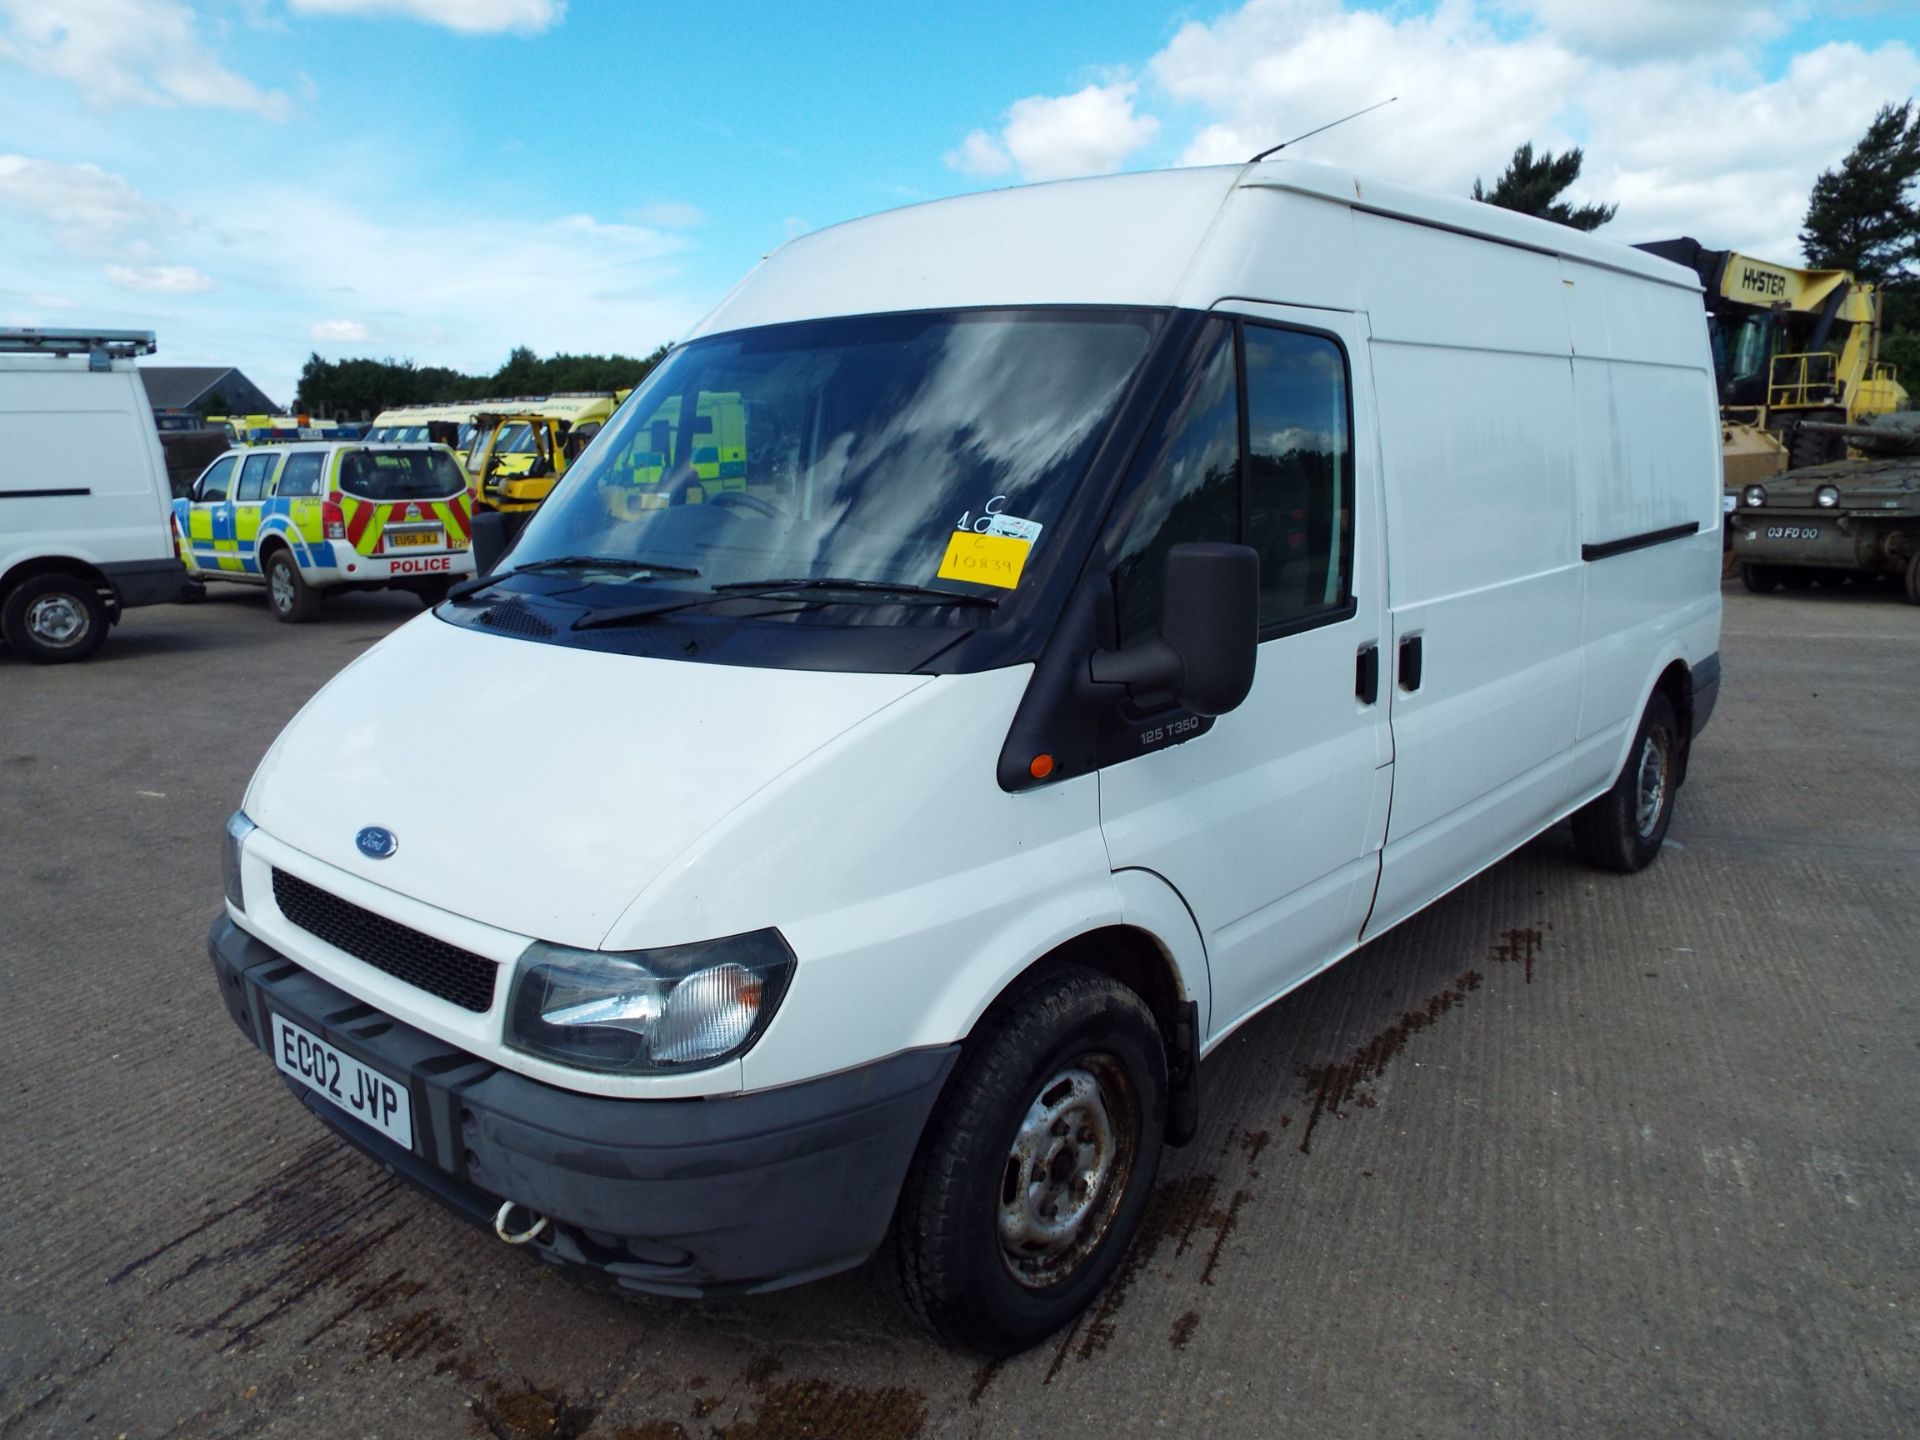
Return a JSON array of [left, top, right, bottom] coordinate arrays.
[[997, 1054, 1137, 1290]]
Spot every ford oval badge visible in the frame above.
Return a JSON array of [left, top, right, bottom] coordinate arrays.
[[355, 826, 398, 860]]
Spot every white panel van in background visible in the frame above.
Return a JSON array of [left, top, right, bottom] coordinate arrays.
[[204, 160, 1722, 1354], [0, 329, 190, 663]]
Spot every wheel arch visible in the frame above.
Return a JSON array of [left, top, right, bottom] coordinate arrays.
[[1, 555, 115, 614]]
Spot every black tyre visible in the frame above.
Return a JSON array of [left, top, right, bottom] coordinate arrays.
[[1740, 563, 1782, 594], [890, 966, 1166, 1355], [1905, 551, 1920, 606], [1781, 568, 1815, 590], [1572, 691, 1681, 873], [412, 578, 453, 608], [264, 549, 320, 623], [1788, 419, 1844, 471], [2, 573, 110, 664]]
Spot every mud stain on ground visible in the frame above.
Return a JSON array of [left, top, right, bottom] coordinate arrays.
[[471, 1381, 599, 1439], [604, 1425, 693, 1440], [1296, 969, 1485, 1155], [965, 1360, 1002, 1408], [1490, 926, 1543, 984], [1169, 1311, 1200, 1350], [714, 1379, 927, 1440]]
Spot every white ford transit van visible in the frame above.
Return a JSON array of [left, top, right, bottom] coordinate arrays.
[[207, 160, 1722, 1353], [1, 329, 190, 663]]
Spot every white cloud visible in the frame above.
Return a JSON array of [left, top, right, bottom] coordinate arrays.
[[945, 129, 1012, 177], [1128, 0, 1920, 262], [0, 154, 166, 255], [1153, 1, 1581, 190], [1001, 83, 1161, 182], [629, 199, 707, 230], [310, 318, 370, 341], [0, 0, 291, 119], [107, 263, 215, 292], [1496, 0, 1786, 61], [287, 0, 564, 33]]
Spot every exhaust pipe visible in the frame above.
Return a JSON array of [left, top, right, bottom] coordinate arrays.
[[492, 1200, 551, 1246]]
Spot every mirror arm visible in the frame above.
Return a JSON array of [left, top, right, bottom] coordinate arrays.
[[1087, 639, 1183, 706]]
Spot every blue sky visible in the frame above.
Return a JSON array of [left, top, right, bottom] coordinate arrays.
[[1, 0, 1914, 405]]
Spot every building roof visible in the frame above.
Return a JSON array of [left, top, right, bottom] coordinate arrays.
[[138, 365, 280, 412]]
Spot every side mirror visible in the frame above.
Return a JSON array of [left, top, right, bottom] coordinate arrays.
[[471, 510, 510, 576], [1089, 542, 1258, 717]]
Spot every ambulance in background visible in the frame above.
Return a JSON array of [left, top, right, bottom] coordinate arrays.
[[368, 402, 491, 450]]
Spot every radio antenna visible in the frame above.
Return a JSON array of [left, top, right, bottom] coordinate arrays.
[[1247, 96, 1397, 163]]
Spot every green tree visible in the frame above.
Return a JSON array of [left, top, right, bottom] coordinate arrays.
[[1800, 101, 1920, 284], [1471, 142, 1617, 231], [199, 387, 230, 417]]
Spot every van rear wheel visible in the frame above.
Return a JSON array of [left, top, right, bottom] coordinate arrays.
[[1905, 552, 1920, 606], [1571, 691, 1680, 873], [3, 573, 110, 664], [888, 966, 1166, 1356], [264, 550, 319, 623]]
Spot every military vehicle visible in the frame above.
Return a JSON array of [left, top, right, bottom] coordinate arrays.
[[1729, 411, 1920, 602]]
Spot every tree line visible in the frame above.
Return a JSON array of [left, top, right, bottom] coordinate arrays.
[[1473, 102, 1920, 389], [291, 343, 670, 419]]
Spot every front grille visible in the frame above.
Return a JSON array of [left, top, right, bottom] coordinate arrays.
[[272, 869, 497, 1013]]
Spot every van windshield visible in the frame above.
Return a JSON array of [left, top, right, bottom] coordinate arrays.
[[512, 309, 1155, 607], [339, 448, 467, 500]]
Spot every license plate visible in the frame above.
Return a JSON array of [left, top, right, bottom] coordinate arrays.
[[271, 1013, 413, 1148], [390, 529, 443, 549], [1765, 525, 1820, 540]]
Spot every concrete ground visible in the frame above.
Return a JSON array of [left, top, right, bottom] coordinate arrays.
[[1, 579, 1915, 1439]]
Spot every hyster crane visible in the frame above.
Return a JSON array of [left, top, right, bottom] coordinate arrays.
[[1637, 239, 1908, 487]]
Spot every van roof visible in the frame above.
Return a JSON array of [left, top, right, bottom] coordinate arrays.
[[686, 159, 1699, 341]]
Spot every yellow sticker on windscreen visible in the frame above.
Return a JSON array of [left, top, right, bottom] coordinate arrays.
[[937, 529, 1031, 589]]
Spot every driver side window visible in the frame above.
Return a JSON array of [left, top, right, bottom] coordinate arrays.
[[196, 455, 237, 503]]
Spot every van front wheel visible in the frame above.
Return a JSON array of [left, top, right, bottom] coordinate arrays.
[[889, 966, 1166, 1355], [3, 573, 109, 663], [1572, 691, 1680, 873]]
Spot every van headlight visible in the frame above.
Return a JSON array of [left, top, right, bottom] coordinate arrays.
[[505, 930, 795, 1073], [223, 810, 255, 911]]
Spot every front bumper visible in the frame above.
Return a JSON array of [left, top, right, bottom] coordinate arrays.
[[208, 913, 957, 1297]]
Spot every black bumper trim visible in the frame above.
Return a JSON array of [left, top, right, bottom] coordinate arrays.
[[98, 557, 191, 608], [1691, 650, 1721, 740], [207, 914, 957, 1297]]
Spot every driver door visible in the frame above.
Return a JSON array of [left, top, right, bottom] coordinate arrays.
[[1097, 306, 1393, 1040]]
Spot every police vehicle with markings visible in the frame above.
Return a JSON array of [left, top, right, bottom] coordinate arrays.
[[175, 441, 475, 621], [207, 158, 1722, 1353]]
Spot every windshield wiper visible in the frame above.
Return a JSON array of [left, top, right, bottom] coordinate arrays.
[[711, 576, 999, 608], [519, 555, 703, 577], [447, 555, 701, 603]]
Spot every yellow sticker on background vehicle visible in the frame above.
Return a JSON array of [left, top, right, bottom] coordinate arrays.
[[937, 529, 1031, 589]]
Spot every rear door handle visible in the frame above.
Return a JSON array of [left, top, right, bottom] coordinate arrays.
[[1398, 634, 1424, 692], [1356, 644, 1379, 705]]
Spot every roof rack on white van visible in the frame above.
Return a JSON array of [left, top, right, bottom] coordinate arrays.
[[0, 328, 158, 370]]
